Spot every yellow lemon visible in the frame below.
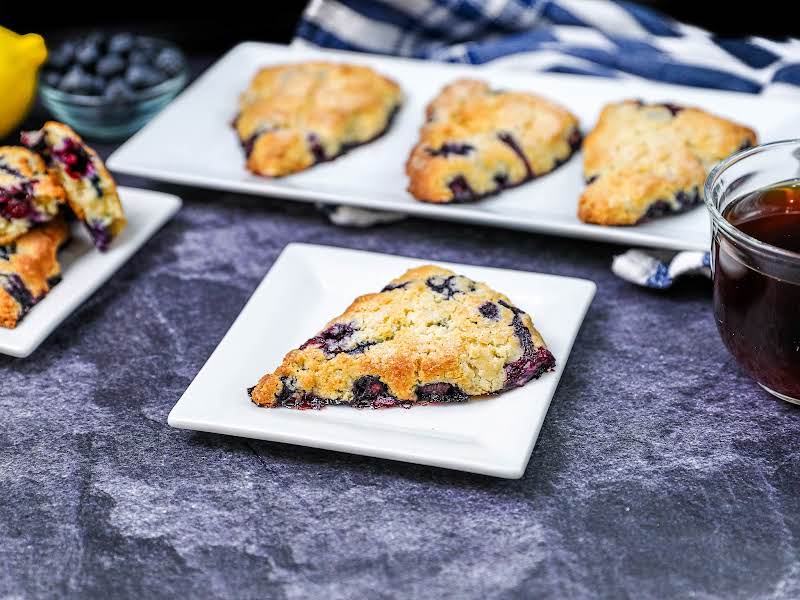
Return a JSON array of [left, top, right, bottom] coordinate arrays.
[[0, 26, 47, 139]]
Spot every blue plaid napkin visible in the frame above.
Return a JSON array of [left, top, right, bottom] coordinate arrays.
[[294, 0, 800, 288]]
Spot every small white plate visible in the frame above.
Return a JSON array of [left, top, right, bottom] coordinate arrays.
[[0, 186, 181, 358], [108, 42, 800, 252], [168, 243, 595, 478]]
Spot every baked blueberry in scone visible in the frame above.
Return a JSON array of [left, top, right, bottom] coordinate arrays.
[[234, 61, 403, 177], [406, 79, 581, 203], [249, 265, 555, 409], [578, 100, 757, 225], [21, 122, 126, 250], [0, 147, 66, 245], [0, 216, 70, 329]]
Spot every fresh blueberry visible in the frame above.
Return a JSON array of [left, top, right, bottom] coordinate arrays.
[[96, 53, 126, 77], [46, 41, 75, 71], [108, 32, 135, 54], [74, 40, 101, 68], [104, 77, 134, 102], [448, 175, 474, 202], [479, 301, 499, 319], [127, 49, 150, 65], [42, 70, 61, 88], [59, 65, 94, 94], [125, 64, 165, 89], [154, 47, 183, 76]]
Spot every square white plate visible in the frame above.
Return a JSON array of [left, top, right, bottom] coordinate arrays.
[[0, 186, 181, 357], [168, 243, 596, 478], [108, 42, 800, 252]]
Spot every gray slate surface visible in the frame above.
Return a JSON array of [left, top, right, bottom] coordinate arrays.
[[3, 58, 799, 600]]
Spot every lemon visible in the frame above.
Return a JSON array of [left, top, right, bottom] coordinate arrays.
[[0, 26, 47, 139]]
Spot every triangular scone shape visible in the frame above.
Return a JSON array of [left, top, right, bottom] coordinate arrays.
[[22, 121, 126, 251], [234, 62, 403, 177], [405, 79, 581, 203], [578, 100, 757, 225], [249, 265, 555, 409]]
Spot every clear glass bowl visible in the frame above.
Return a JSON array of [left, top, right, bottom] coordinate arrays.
[[705, 140, 800, 404], [38, 38, 187, 141]]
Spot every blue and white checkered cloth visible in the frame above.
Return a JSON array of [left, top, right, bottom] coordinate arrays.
[[293, 0, 800, 287]]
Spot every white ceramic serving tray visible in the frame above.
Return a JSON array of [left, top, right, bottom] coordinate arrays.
[[108, 42, 800, 252], [168, 243, 596, 478], [0, 187, 181, 357]]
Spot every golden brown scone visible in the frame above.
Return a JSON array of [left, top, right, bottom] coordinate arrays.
[[579, 100, 757, 225], [0, 146, 66, 245], [249, 265, 555, 409], [234, 61, 403, 177], [22, 122, 126, 250], [0, 217, 70, 329], [405, 79, 581, 203]]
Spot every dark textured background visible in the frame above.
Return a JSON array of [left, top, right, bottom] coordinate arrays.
[[3, 53, 800, 600]]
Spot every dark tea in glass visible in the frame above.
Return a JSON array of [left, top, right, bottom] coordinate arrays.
[[713, 181, 800, 401]]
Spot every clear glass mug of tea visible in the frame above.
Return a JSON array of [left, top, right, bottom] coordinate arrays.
[[705, 140, 800, 404]]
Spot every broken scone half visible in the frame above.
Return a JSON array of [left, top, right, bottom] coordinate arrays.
[[579, 100, 757, 225], [234, 61, 403, 177], [22, 121, 126, 250], [0, 216, 70, 329], [249, 265, 555, 409], [406, 79, 581, 203], [0, 146, 66, 245]]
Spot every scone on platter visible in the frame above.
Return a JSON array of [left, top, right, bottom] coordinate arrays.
[[0, 146, 66, 245], [406, 79, 581, 203], [579, 100, 757, 225], [0, 217, 70, 329], [249, 265, 555, 409], [234, 61, 403, 177], [22, 121, 126, 250]]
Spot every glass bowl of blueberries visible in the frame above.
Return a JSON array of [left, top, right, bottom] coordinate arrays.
[[39, 32, 187, 140]]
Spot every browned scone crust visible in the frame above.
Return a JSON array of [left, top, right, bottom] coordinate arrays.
[[406, 79, 581, 203], [0, 146, 66, 245], [234, 61, 403, 177], [249, 265, 556, 409], [0, 217, 70, 329], [579, 100, 757, 225], [21, 121, 126, 251]]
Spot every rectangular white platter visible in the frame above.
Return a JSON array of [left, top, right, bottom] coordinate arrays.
[[0, 187, 181, 358], [108, 42, 800, 252], [168, 243, 596, 478]]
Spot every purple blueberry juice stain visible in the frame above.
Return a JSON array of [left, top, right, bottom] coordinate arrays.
[[479, 301, 499, 320], [0, 183, 35, 220], [660, 103, 684, 116], [585, 174, 599, 185], [497, 131, 533, 177], [497, 299, 556, 389], [381, 281, 409, 292], [0, 162, 23, 178], [567, 128, 583, 152], [415, 382, 468, 404], [53, 139, 94, 179], [1, 273, 38, 316], [351, 375, 398, 409], [448, 175, 475, 202], [306, 133, 326, 162], [300, 322, 377, 356], [85, 220, 113, 251], [426, 275, 464, 299], [426, 143, 474, 157]]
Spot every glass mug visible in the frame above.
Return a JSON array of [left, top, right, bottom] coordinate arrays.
[[705, 140, 800, 404]]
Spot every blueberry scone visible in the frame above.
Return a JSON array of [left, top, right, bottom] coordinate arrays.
[[579, 100, 757, 225], [1, 216, 70, 329], [0, 147, 66, 245], [249, 265, 555, 409], [406, 79, 581, 203], [22, 122, 126, 250], [234, 61, 403, 177]]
